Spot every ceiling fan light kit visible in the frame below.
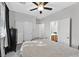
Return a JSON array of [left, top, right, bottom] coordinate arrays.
[[30, 2, 52, 14], [38, 5, 44, 11]]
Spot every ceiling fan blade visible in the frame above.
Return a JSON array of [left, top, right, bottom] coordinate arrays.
[[44, 7, 52, 10], [40, 11, 42, 14], [30, 8, 37, 11], [32, 2, 38, 6], [43, 2, 48, 6]]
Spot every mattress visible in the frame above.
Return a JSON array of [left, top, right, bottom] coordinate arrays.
[[20, 39, 79, 57]]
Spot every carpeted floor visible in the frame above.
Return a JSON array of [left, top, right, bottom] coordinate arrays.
[[5, 43, 22, 57]]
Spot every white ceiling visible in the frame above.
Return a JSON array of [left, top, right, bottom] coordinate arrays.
[[6, 2, 76, 19]]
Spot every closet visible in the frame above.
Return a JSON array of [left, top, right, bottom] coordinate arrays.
[[23, 22, 33, 41], [15, 21, 23, 44], [35, 24, 45, 39], [58, 18, 70, 46], [15, 21, 33, 44]]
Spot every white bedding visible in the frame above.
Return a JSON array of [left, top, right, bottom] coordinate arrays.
[[20, 39, 79, 57]]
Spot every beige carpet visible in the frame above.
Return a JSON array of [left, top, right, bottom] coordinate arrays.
[[20, 39, 79, 57]]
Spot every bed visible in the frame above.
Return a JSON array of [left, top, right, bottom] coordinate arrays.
[[20, 39, 79, 57]]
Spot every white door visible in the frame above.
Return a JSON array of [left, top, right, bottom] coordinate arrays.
[[38, 24, 45, 38], [23, 22, 33, 41], [58, 18, 70, 46], [15, 21, 23, 44]]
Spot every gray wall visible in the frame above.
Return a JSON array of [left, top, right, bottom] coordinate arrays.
[[41, 3, 79, 48], [0, 6, 1, 16], [9, 10, 37, 43], [9, 11, 36, 28], [9, 10, 37, 38], [0, 5, 1, 43]]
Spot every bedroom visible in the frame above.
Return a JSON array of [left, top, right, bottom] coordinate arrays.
[[0, 2, 79, 57]]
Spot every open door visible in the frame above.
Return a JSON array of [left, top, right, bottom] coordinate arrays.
[[50, 21, 58, 42]]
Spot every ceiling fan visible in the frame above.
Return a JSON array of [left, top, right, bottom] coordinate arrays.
[[30, 2, 52, 14]]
